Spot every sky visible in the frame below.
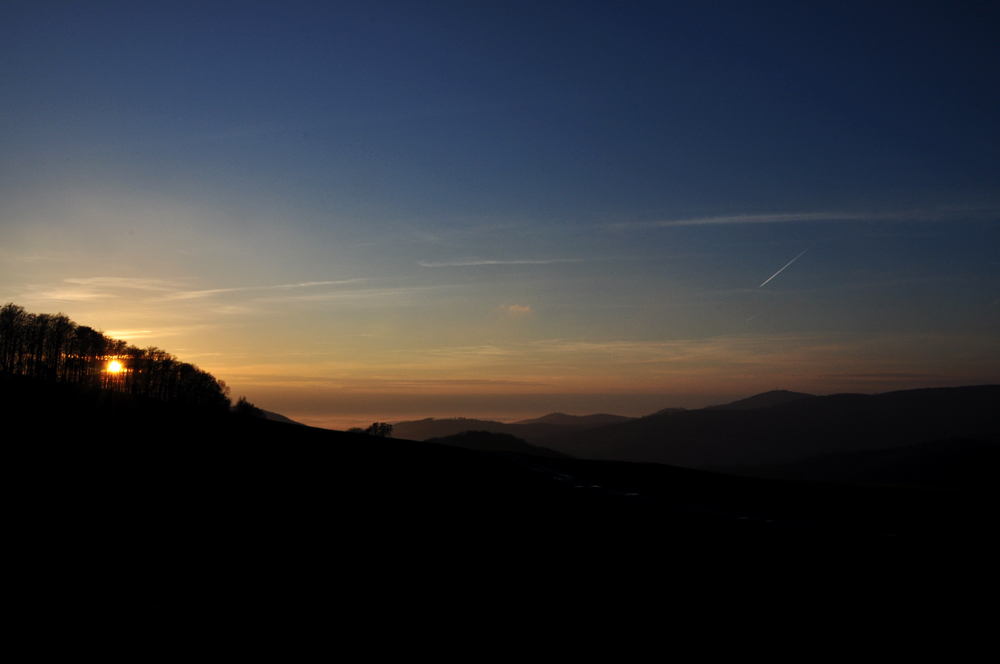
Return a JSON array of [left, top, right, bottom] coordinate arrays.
[[2, 1, 998, 428]]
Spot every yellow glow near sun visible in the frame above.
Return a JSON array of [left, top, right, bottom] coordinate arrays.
[[108, 361, 122, 373]]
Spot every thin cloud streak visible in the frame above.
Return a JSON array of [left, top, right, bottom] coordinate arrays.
[[25, 288, 118, 302], [616, 212, 860, 229], [280, 285, 452, 304], [759, 243, 816, 288], [606, 206, 1000, 230], [64, 277, 181, 290], [2, 253, 67, 263], [419, 258, 583, 267], [166, 279, 365, 300], [14, 277, 370, 307]]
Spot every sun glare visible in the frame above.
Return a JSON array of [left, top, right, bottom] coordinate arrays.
[[108, 361, 122, 373]]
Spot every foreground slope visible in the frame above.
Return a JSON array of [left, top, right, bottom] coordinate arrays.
[[721, 438, 999, 492], [7, 374, 994, 653]]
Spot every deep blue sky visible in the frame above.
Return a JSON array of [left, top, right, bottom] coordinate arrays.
[[2, 2, 998, 426]]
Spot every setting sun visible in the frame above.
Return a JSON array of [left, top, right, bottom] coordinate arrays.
[[108, 361, 122, 373]]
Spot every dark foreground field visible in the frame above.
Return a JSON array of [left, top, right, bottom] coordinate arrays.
[[6, 375, 995, 655]]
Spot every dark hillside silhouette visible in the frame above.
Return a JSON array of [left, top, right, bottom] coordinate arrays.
[[715, 437, 999, 493], [0, 303, 230, 410], [6, 372, 993, 654]]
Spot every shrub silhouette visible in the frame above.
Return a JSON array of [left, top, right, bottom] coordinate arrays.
[[348, 422, 392, 437], [366, 422, 393, 437], [234, 396, 265, 418]]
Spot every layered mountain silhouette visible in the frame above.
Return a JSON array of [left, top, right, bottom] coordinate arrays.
[[537, 386, 998, 470], [395, 387, 998, 491]]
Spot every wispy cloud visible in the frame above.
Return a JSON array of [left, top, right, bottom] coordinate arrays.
[[609, 212, 860, 230], [605, 206, 1000, 230], [26, 287, 119, 302], [1, 253, 68, 263], [17, 277, 370, 307], [64, 277, 180, 290], [507, 304, 531, 316], [166, 288, 244, 300], [419, 258, 583, 267], [166, 279, 365, 300], [279, 284, 449, 304]]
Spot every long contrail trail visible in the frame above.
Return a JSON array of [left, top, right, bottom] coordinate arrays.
[[759, 243, 816, 288]]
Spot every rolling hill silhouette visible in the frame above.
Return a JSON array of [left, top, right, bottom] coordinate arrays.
[[8, 373, 994, 653]]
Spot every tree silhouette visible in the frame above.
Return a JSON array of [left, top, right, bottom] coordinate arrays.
[[0, 302, 231, 411], [365, 422, 393, 437]]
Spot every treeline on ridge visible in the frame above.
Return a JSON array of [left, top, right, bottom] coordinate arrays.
[[0, 302, 230, 410]]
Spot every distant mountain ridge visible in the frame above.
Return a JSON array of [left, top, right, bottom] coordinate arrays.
[[707, 390, 814, 411], [513, 412, 635, 426], [391, 387, 999, 477], [535, 385, 1000, 470], [392, 390, 813, 441], [392, 417, 509, 441]]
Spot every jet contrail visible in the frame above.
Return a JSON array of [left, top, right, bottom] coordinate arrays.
[[759, 243, 817, 288]]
